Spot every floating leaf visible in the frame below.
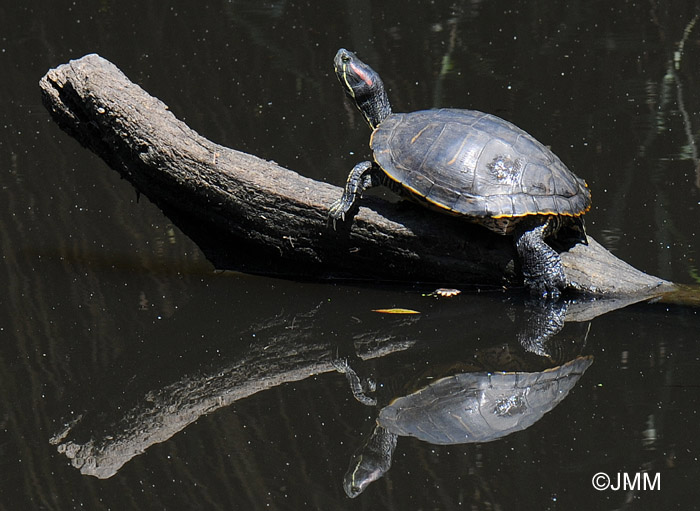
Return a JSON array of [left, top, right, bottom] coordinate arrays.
[[372, 308, 420, 314]]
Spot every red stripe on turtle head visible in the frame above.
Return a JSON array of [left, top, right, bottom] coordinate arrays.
[[350, 62, 373, 86]]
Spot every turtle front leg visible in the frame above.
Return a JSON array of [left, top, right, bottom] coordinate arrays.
[[332, 357, 377, 406], [513, 218, 566, 299], [329, 161, 382, 227]]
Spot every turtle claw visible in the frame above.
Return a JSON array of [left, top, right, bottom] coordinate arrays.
[[328, 197, 352, 230], [329, 161, 377, 229], [331, 357, 350, 373], [526, 274, 564, 301]]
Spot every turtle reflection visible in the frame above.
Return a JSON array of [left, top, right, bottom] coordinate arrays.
[[335, 355, 593, 498]]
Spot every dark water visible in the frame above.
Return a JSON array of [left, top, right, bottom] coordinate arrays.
[[2, 1, 700, 509]]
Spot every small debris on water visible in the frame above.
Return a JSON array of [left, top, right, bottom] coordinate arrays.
[[424, 288, 462, 298], [372, 308, 420, 314]]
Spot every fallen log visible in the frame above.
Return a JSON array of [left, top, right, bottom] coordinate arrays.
[[39, 54, 674, 297]]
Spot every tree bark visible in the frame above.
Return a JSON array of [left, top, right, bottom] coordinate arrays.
[[40, 54, 674, 298]]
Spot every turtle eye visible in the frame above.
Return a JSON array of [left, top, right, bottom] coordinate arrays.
[[342, 54, 351, 63]]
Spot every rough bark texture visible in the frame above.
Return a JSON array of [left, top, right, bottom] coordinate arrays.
[[40, 54, 674, 297]]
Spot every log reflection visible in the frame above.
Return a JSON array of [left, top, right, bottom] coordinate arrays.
[[50, 292, 617, 480]]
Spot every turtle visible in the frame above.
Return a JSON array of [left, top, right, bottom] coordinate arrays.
[[329, 49, 592, 298], [336, 355, 593, 497]]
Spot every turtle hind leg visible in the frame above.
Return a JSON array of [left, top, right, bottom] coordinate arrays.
[[517, 299, 568, 357], [328, 161, 382, 228], [549, 215, 588, 251], [513, 217, 566, 299]]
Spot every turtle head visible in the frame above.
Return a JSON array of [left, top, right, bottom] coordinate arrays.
[[334, 49, 392, 130], [342, 424, 397, 498]]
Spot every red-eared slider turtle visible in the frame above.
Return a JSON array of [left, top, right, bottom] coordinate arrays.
[[337, 355, 593, 497], [329, 49, 591, 298]]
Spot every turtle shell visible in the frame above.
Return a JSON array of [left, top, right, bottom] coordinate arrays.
[[370, 109, 591, 228], [377, 356, 593, 445]]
